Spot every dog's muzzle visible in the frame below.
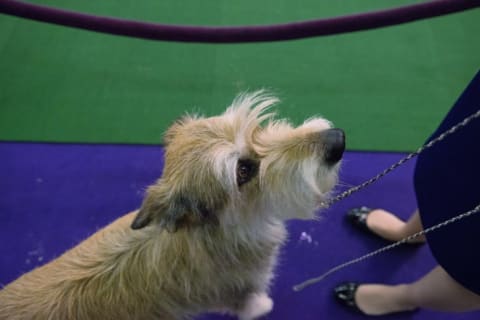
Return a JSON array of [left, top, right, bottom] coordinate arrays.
[[323, 128, 345, 165]]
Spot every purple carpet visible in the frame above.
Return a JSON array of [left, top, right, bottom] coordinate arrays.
[[0, 142, 478, 319]]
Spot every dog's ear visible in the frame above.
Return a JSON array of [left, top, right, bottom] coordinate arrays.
[[131, 186, 165, 230], [131, 207, 155, 230], [132, 205, 175, 231], [131, 186, 221, 232], [160, 194, 219, 232]]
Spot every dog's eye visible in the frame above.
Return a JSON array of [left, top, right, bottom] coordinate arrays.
[[236, 159, 258, 187]]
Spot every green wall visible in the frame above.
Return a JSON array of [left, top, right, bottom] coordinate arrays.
[[0, 1, 479, 151]]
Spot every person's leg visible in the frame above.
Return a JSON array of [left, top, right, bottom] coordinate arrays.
[[408, 265, 480, 312], [366, 209, 426, 243], [355, 266, 480, 315]]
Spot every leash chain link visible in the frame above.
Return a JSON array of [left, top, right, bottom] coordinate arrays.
[[294, 109, 480, 292]]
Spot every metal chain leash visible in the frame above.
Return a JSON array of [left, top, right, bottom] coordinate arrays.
[[294, 108, 480, 292], [294, 203, 480, 291], [318, 109, 480, 209]]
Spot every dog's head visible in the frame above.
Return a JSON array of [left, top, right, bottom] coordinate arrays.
[[131, 92, 345, 232]]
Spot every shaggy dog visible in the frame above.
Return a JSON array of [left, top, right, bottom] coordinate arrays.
[[0, 92, 345, 320]]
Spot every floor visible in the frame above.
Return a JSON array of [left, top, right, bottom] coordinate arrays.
[[1, 142, 479, 319]]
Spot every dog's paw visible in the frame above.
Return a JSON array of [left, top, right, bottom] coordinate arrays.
[[238, 292, 273, 320]]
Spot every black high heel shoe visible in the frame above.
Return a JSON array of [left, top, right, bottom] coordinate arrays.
[[334, 282, 363, 313], [347, 206, 373, 233]]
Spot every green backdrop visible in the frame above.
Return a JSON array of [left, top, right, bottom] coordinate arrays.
[[0, 0, 479, 151]]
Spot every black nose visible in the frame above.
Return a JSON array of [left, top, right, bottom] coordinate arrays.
[[323, 128, 345, 165]]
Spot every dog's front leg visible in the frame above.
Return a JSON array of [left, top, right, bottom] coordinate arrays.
[[237, 292, 273, 320]]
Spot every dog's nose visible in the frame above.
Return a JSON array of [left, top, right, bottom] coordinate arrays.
[[323, 128, 345, 165]]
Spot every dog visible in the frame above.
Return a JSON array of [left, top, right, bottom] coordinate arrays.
[[0, 92, 345, 320]]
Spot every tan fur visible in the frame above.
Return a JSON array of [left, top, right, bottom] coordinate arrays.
[[0, 92, 344, 319]]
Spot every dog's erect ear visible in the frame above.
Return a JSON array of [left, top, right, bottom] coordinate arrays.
[[131, 187, 220, 232]]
